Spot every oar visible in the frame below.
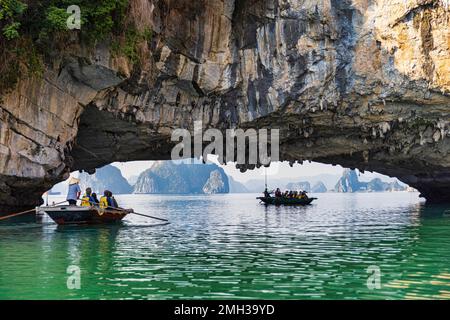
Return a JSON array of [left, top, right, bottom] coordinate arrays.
[[128, 211, 169, 222], [108, 206, 169, 222], [0, 208, 37, 221], [0, 200, 67, 221], [85, 200, 169, 222], [47, 200, 70, 207]]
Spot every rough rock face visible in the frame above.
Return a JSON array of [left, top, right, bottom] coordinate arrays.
[[1, 0, 450, 212]]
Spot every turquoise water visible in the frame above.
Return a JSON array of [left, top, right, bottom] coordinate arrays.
[[0, 192, 450, 300]]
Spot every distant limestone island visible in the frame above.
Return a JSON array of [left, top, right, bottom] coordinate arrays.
[[73, 163, 408, 195], [286, 181, 328, 193], [133, 161, 229, 194], [79, 165, 133, 194], [78, 162, 230, 195], [334, 169, 407, 193]]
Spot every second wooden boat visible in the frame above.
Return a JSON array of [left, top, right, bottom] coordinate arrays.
[[257, 196, 317, 206]]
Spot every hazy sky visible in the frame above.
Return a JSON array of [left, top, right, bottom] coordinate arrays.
[[110, 158, 397, 183]]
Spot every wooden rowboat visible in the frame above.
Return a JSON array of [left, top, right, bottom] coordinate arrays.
[[41, 205, 133, 225], [257, 196, 317, 206]]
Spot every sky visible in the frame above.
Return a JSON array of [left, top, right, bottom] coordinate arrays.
[[110, 158, 398, 183]]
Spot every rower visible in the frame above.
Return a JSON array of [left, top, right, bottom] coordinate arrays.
[[66, 177, 81, 206], [275, 188, 282, 198]]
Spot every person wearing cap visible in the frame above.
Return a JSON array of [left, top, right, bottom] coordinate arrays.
[[66, 177, 81, 205]]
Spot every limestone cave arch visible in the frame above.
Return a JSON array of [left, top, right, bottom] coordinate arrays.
[[1, 0, 450, 213]]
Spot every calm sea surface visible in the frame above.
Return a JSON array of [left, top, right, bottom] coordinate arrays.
[[1, 192, 450, 300]]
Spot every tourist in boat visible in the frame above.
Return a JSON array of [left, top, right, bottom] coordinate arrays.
[[263, 188, 271, 198], [66, 177, 81, 206], [91, 193, 100, 205], [275, 188, 282, 198], [100, 190, 119, 209], [300, 191, 308, 199], [110, 191, 119, 208], [100, 191, 109, 208], [81, 188, 96, 207]]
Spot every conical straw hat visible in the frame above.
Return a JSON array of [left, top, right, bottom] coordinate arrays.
[[68, 176, 80, 185]]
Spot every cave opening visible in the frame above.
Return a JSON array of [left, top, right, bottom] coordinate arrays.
[[46, 159, 413, 203]]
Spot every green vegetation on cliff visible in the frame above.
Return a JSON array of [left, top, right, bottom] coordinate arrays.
[[1, 0, 129, 42], [0, 0, 151, 95], [111, 26, 152, 65]]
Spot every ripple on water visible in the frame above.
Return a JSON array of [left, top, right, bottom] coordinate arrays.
[[0, 193, 450, 299]]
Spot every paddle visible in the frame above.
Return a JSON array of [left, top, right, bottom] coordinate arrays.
[[106, 206, 169, 222], [0, 200, 68, 221], [127, 211, 169, 222], [48, 200, 70, 207]]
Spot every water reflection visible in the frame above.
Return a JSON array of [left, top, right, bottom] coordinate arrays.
[[0, 193, 449, 299]]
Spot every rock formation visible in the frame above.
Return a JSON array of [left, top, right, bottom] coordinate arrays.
[[366, 178, 407, 192], [335, 169, 407, 192], [78, 165, 133, 195], [335, 169, 363, 192], [133, 161, 229, 194], [311, 181, 327, 193], [1, 0, 450, 213], [203, 170, 228, 194]]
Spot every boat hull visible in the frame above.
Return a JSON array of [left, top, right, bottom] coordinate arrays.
[[257, 196, 316, 206], [41, 205, 131, 225]]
